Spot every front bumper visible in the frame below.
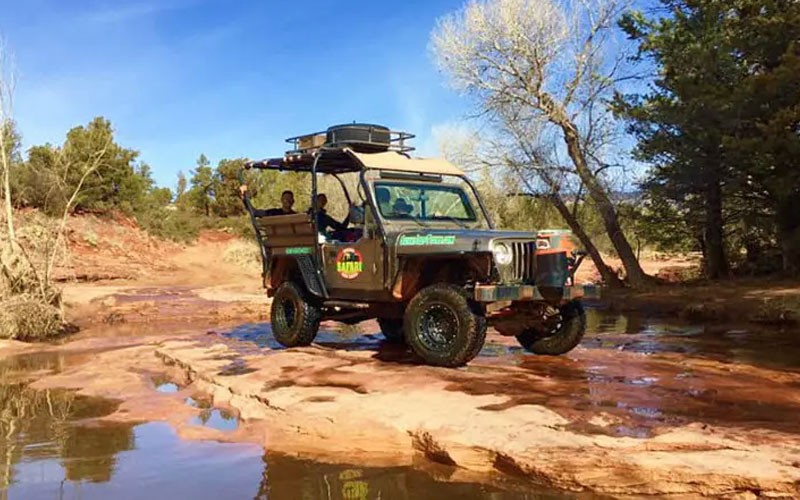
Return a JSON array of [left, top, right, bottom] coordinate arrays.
[[473, 283, 599, 302]]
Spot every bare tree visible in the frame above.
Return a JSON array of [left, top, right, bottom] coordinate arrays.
[[0, 37, 16, 244], [0, 39, 108, 339], [431, 0, 650, 287]]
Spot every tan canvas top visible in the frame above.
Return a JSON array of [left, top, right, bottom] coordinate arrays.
[[349, 150, 465, 177]]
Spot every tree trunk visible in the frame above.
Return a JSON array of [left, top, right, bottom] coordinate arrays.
[[549, 192, 623, 287], [704, 180, 728, 279], [776, 200, 800, 277], [553, 114, 649, 288], [0, 129, 14, 243]]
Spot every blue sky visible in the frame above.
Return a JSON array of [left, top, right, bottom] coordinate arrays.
[[2, 0, 469, 188]]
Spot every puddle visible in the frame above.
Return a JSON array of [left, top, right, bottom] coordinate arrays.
[[2, 420, 577, 499], [581, 308, 800, 371], [189, 408, 240, 432], [155, 382, 179, 393], [112, 286, 196, 304], [224, 322, 385, 352], [0, 350, 575, 499], [185, 393, 213, 409], [0, 350, 94, 383], [439, 308, 800, 437]]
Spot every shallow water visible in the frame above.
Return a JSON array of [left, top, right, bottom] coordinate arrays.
[[224, 308, 800, 437], [4, 310, 797, 498], [581, 309, 800, 371], [1, 418, 572, 500], [225, 308, 800, 371], [155, 382, 179, 393], [189, 408, 240, 432], [0, 352, 579, 499]]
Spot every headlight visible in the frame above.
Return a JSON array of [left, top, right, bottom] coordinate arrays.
[[492, 242, 513, 266]]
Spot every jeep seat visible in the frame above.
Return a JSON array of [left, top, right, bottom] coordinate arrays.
[[255, 213, 316, 248]]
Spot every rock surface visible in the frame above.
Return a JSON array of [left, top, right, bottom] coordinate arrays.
[[145, 336, 800, 498]]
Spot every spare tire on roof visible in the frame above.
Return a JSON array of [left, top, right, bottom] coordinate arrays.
[[326, 123, 390, 152]]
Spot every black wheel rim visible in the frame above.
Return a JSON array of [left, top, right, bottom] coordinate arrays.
[[416, 303, 459, 352], [528, 306, 564, 340], [276, 296, 297, 330]]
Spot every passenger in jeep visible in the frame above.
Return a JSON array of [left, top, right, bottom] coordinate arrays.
[[239, 187, 296, 217]]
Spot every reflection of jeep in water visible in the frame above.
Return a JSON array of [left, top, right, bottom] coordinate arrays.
[[240, 124, 598, 367]]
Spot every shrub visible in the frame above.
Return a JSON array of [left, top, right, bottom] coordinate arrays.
[[223, 240, 261, 271], [0, 294, 64, 340]]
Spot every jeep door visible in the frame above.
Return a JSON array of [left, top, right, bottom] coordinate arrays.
[[320, 204, 388, 301]]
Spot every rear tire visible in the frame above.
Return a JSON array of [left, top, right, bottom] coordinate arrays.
[[404, 284, 486, 367], [377, 318, 405, 344], [270, 282, 321, 347], [516, 301, 586, 355]]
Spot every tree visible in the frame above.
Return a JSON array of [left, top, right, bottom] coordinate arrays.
[[175, 170, 187, 206], [616, 0, 800, 276], [0, 41, 110, 339], [431, 0, 649, 287], [61, 117, 141, 214], [149, 187, 173, 207], [212, 158, 247, 217], [722, 0, 800, 274], [0, 38, 16, 242], [188, 154, 214, 216]]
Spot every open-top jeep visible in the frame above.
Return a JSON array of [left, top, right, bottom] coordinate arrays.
[[239, 124, 598, 367]]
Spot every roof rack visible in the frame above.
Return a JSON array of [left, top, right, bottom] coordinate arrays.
[[284, 123, 415, 158]]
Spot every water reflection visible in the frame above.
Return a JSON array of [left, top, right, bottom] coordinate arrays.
[[582, 307, 800, 371], [255, 455, 576, 500], [0, 353, 134, 492], [1, 352, 577, 499], [189, 408, 239, 432], [3, 422, 263, 500]]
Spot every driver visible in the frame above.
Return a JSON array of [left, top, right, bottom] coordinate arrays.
[[310, 193, 351, 234], [392, 198, 414, 217]]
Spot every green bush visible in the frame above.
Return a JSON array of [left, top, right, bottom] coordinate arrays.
[[135, 208, 205, 243], [135, 208, 256, 243]]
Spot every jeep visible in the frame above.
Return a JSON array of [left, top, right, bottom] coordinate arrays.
[[239, 124, 598, 367]]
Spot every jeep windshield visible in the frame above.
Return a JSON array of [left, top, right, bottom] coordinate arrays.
[[372, 180, 489, 229]]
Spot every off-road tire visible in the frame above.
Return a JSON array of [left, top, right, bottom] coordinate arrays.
[[270, 281, 321, 348], [404, 284, 487, 367], [516, 300, 586, 355], [377, 317, 405, 344]]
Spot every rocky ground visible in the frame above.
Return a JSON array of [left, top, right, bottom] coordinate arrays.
[[2, 214, 800, 498]]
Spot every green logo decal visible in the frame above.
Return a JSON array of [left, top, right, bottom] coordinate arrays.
[[286, 247, 313, 255], [398, 234, 457, 246]]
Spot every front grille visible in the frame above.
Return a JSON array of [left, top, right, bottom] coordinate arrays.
[[508, 241, 536, 283]]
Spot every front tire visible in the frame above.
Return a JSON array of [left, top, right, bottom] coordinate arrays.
[[270, 282, 321, 347], [404, 284, 486, 367], [516, 300, 586, 355]]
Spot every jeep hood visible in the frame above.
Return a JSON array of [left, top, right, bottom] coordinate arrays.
[[392, 228, 536, 255]]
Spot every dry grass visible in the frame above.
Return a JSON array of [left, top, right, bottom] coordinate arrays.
[[222, 239, 261, 272], [0, 213, 67, 340], [0, 294, 63, 340]]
